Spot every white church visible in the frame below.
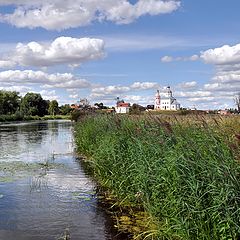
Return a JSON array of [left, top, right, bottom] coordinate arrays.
[[154, 86, 180, 111]]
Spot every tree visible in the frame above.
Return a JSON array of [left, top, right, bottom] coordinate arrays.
[[48, 100, 59, 116], [20, 93, 48, 117], [129, 103, 145, 115], [234, 92, 240, 113], [146, 105, 154, 110], [41, 100, 50, 116], [59, 104, 72, 115], [94, 102, 108, 109], [0, 90, 21, 115]]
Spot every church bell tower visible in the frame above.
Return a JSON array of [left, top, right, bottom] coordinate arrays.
[[154, 90, 161, 110]]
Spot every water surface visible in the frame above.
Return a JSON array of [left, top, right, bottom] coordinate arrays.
[[0, 120, 117, 240]]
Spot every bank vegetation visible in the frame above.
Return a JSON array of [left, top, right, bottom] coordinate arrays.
[[75, 114, 240, 239]]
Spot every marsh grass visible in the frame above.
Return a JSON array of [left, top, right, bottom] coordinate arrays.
[[75, 114, 240, 239]]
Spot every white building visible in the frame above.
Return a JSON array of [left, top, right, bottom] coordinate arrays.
[[115, 102, 130, 114], [154, 86, 180, 111]]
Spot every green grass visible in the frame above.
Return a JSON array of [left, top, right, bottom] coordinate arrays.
[[75, 114, 240, 239], [40, 114, 71, 120], [0, 114, 70, 122]]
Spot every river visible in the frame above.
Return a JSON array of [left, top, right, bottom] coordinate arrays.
[[0, 120, 119, 240]]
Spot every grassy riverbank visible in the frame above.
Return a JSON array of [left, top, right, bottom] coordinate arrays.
[[0, 114, 70, 122], [75, 114, 240, 239]]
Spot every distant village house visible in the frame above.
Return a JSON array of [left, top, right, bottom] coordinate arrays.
[[115, 98, 130, 114]]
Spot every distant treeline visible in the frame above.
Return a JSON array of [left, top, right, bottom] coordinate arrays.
[[0, 90, 72, 121]]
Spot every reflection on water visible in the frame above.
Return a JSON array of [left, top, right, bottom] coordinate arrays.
[[0, 120, 115, 240], [0, 121, 74, 163]]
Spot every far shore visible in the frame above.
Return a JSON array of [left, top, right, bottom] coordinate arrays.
[[0, 114, 71, 123]]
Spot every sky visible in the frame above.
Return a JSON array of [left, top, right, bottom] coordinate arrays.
[[0, 0, 240, 109]]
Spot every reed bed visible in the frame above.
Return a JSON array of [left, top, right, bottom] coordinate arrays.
[[75, 114, 240, 239]]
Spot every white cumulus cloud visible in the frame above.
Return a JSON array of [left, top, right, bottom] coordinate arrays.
[[161, 55, 173, 62], [177, 90, 212, 98], [179, 81, 197, 89], [39, 90, 59, 101], [0, 85, 32, 95], [0, 36, 105, 68], [91, 81, 159, 95], [200, 42, 240, 99], [0, 70, 91, 89], [92, 85, 131, 95], [0, 60, 16, 68], [201, 43, 240, 65], [0, 0, 181, 30], [130, 81, 160, 90], [161, 54, 199, 62], [90, 81, 160, 103]]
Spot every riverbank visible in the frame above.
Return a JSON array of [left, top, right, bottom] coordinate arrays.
[[0, 114, 70, 122], [75, 114, 240, 239]]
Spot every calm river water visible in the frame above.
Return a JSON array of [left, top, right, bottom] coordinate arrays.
[[0, 120, 118, 240]]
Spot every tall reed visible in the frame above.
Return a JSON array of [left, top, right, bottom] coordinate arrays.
[[75, 114, 240, 239]]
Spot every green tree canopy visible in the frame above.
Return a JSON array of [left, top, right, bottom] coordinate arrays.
[[129, 103, 145, 115], [20, 92, 48, 117], [48, 100, 59, 116], [59, 104, 72, 115], [0, 90, 21, 115]]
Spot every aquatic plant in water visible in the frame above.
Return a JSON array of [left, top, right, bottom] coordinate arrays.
[[0, 161, 65, 183]]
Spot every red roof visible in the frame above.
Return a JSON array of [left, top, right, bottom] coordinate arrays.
[[117, 102, 130, 107]]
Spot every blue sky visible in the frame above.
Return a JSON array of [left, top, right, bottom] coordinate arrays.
[[0, 0, 240, 109]]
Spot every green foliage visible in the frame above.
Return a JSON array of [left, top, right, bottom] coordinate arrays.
[[129, 103, 145, 115], [59, 104, 72, 115], [20, 92, 49, 117], [71, 109, 89, 122], [0, 90, 21, 115], [0, 90, 71, 121], [75, 115, 240, 239], [48, 100, 59, 116], [41, 115, 70, 120]]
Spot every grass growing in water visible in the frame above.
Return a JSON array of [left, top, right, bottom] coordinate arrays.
[[75, 114, 240, 239]]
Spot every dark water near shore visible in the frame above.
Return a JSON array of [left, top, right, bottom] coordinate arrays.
[[0, 120, 117, 240]]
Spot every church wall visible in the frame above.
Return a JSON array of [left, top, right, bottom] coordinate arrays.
[[154, 87, 180, 111]]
